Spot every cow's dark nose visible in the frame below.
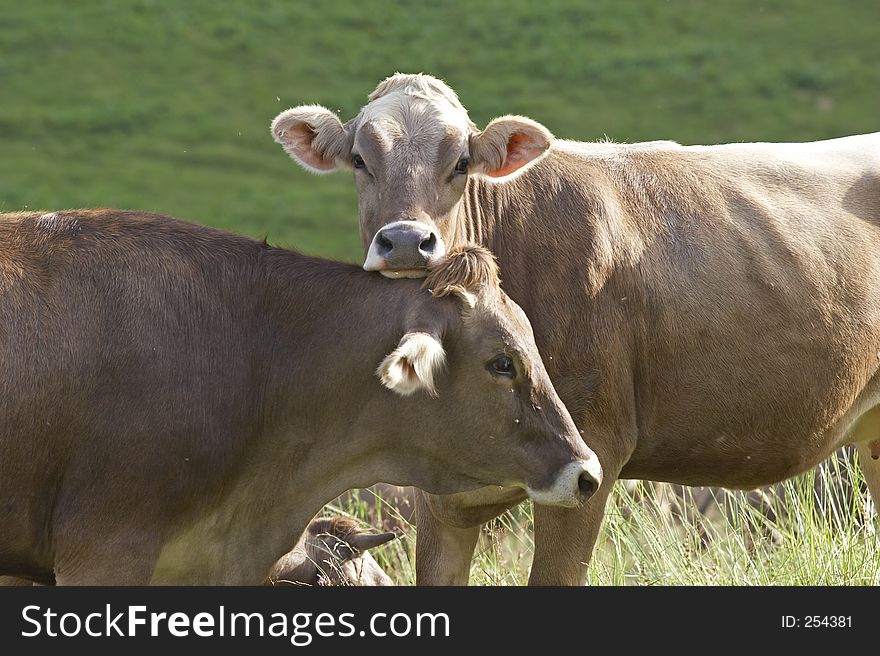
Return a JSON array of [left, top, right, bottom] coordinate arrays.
[[365, 220, 444, 275], [378, 223, 438, 258]]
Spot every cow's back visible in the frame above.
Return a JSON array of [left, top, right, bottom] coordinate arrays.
[[0, 210, 265, 578], [556, 132, 880, 220]]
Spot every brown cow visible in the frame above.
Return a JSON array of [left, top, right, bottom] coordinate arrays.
[[272, 73, 880, 585], [0, 209, 601, 585], [266, 516, 396, 586], [2, 515, 396, 587]]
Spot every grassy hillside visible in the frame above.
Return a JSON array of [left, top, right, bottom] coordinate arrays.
[[1, 0, 878, 260], [2, 1, 879, 586]]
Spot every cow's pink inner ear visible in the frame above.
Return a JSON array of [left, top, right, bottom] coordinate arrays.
[[399, 358, 418, 384], [487, 132, 547, 178], [281, 123, 338, 172]]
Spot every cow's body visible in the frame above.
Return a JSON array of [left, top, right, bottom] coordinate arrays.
[[424, 135, 880, 583], [274, 74, 880, 584], [468, 134, 880, 487], [0, 209, 599, 584]]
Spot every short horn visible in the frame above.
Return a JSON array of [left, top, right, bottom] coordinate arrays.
[[347, 531, 397, 552]]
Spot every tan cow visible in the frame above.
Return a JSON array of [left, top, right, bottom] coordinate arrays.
[[273, 73, 880, 585], [0, 209, 601, 585]]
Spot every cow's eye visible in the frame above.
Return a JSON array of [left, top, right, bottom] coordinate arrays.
[[488, 354, 516, 378], [352, 154, 367, 170], [454, 157, 470, 174]]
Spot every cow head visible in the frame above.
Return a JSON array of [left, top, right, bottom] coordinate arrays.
[[370, 245, 601, 507], [266, 516, 396, 586], [272, 73, 553, 276]]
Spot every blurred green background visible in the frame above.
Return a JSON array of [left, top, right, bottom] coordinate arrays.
[[1, 0, 878, 260]]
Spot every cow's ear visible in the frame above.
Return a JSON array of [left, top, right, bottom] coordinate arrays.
[[376, 332, 446, 397], [271, 105, 352, 174], [471, 115, 553, 179]]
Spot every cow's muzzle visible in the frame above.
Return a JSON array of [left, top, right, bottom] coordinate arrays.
[[363, 220, 446, 278], [526, 459, 603, 508]]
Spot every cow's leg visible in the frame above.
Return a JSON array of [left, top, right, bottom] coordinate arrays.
[[528, 426, 632, 586], [415, 487, 526, 585], [856, 441, 880, 522], [528, 476, 615, 586], [415, 504, 480, 586]]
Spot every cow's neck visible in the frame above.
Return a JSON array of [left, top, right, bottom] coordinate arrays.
[[456, 153, 654, 452], [154, 255, 429, 584], [456, 174, 504, 250], [459, 154, 652, 300]]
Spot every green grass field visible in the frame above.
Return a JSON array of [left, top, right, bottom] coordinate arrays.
[[2, 1, 879, 584], [2, 0, 878, 260]]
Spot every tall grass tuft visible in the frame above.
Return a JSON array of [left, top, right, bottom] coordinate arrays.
[[328, 450, 879, 585]]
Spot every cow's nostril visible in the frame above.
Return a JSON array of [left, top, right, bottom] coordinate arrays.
[[419, 233, 437, 254], [578, 472, 596, 502], [377, 233, 394, 255]]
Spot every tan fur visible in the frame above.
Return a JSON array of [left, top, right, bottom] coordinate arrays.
[[280, 72, 880, 585], [424, 244, 501, 300], [368, 73, 474, 124]]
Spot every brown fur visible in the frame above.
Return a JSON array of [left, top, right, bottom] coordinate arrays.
[[2, 515, 395, 587], [306, 516, 366, 543], [0, 209, 597, 584]]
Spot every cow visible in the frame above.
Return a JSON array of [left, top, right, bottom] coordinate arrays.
[[0, 209, 601, 585], [272, 72, 880, 585], [266, 515, 396, 586]]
